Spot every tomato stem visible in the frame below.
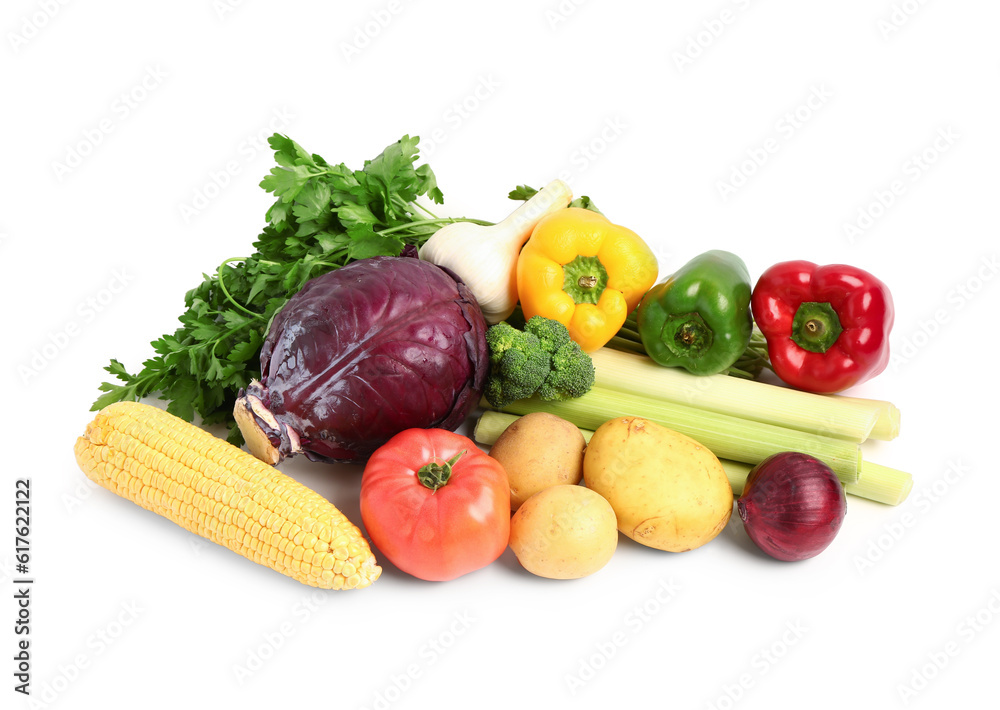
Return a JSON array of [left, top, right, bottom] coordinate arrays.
[[417, 450, 466, 490]]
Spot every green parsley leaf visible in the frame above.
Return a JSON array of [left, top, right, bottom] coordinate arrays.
[[93, 133, 477, 440], [509, 184, 603, 215], [346, 224, 404, 260], [508, 184, 538, 201]]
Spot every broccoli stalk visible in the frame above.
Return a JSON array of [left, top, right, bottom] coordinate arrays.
[[484, 316, 595, 409]]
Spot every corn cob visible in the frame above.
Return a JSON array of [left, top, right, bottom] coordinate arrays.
[[74, 401, 381, 589]]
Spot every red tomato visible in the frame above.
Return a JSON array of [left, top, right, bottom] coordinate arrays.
[[360, 428, 511, 582]]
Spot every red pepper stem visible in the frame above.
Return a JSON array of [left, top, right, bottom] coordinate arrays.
[[791, 301, 843, 353], [417, 450, 466, 491]]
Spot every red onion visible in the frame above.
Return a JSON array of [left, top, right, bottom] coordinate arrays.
[[737, 452, 847, 561]]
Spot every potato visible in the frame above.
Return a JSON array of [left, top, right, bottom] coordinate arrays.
[[508, 485, 618, 579], [583, 416, 733, 552], [489, 412, 586, 511]]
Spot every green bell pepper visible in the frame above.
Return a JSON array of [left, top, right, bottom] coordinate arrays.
[[636, 250, 753, 375]]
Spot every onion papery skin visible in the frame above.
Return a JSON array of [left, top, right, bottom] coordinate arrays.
[[737, 452, 847, 561]]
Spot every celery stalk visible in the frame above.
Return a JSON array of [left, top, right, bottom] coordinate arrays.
[[589, 348, 899, 443], [848, 460, 913, 506], [719, 459, 911, 506], [836, 395, 901, 441], [473, 411, 911, 506], [487, 386, 862, 483], [474, 411, 562, 444]]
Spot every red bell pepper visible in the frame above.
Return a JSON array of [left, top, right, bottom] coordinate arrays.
[[751, 261, 894, 393]]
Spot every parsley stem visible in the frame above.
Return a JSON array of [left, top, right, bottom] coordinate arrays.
[[217, 258, 266, 320], [376, 217, 493, 237], [413, 201, 440, 219]]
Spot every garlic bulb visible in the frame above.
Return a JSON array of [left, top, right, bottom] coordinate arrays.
[[419, 179, 572, 323]]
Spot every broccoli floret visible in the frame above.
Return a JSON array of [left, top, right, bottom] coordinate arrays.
[[523, 315, 572, 354], [484, 323, 551, 408], [484, 317, 595, 408], [537, 340, 596, 401]]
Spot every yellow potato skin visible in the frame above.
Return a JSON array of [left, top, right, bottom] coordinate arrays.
[[583, 417, 733, 552], [508, 485, 618, 579], [489, 412, 586, 511]]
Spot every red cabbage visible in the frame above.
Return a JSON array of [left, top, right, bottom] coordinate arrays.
[[235, 255, 488, 464]]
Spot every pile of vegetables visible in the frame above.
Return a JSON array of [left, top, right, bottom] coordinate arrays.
[[80, 131, 913, 587]]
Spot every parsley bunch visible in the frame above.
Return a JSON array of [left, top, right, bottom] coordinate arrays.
[[94, 134, 490, 441]]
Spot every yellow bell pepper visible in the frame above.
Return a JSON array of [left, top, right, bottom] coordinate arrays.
[[516, 207, 658, 352]]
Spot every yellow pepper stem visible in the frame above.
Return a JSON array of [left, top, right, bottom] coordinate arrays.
[[562, 255, 609, 304]]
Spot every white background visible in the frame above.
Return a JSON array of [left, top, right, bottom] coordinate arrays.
[[3, 1, 999, 708]]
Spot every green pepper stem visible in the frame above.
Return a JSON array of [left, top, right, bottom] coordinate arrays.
[[417, 450, 466, 491], [609, 319, 771, 379], [662, 312, 715, 360]]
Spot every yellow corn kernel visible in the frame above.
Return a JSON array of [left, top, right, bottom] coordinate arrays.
[[73, 402, 381, 590]]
